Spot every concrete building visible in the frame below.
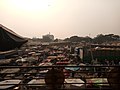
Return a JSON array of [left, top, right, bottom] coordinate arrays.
[[42, 33, 54, 42]]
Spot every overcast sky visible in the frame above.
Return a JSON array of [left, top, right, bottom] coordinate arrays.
[[0, 0, 120, 39]]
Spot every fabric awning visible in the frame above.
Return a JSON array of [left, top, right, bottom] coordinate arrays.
[[0, 24, 28, 51]]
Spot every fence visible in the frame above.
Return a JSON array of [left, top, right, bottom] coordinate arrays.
[[0, 65, 119, 90]]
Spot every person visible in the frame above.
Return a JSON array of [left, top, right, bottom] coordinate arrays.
[[111, 60, 115, 65], [97, 68, 101, 78], [71, 71, 75, 78], [119, 61, 120, 65]]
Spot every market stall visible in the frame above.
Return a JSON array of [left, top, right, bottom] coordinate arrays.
[[0, 80, 21, 90]]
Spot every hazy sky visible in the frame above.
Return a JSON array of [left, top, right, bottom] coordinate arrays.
[[0, 0, 120, 39]]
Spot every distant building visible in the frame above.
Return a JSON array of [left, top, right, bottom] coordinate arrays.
[[42, 33, 54, 42]]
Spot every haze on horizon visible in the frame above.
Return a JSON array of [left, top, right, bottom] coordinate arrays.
[[0, 0, 120, 39]]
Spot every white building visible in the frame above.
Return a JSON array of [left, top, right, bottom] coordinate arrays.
[[42, 33, 54, 42]]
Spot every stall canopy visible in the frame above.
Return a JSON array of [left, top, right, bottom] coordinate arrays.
[[0, 24, 28, 51]]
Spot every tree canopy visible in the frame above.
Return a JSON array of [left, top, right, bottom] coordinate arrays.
[[64, 34, 120, 44]]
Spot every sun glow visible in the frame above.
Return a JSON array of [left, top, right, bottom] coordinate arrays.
[[11, 0, 51, 11]]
